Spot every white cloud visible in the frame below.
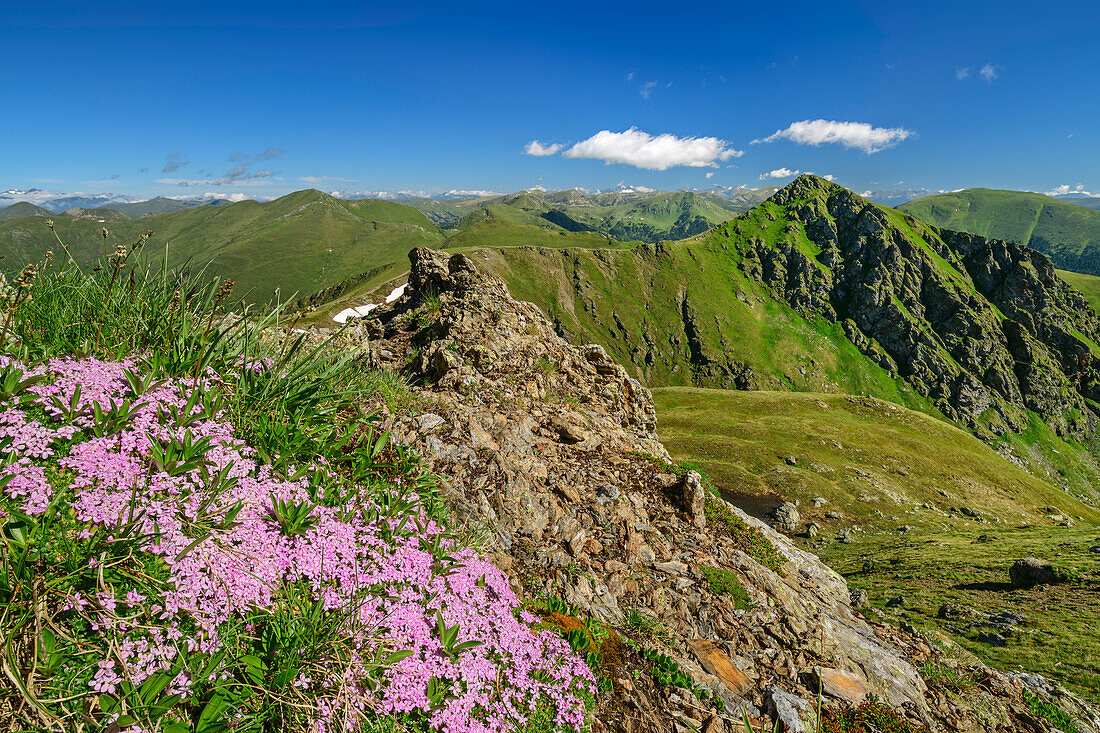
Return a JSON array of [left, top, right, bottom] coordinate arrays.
[[955, 67, 971, 80], [1045, 184, 1096, 197], [640, 81, 657, 99], [823, 174, 837, 181], [760, 168, 800, 180], [979, 63, 999, 82], [562, 128, 743, 170], [753, 119, 914, 154], [705, 172, 714, 179], [524, 140, 564, 156]]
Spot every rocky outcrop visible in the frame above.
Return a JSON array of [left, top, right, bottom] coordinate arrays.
[[341, 248, 1097, 733], [733, 175, 1100, 440]]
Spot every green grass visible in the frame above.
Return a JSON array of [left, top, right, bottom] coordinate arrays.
[[899, 188, 1100, 276], [652, 387, 1100, 530], [703, 497, 786, 571], [1058, 269, 1100, 313], [699, 565, 751, 607], [820, 525, 1100, 705], [648, 385, 1100, 704]]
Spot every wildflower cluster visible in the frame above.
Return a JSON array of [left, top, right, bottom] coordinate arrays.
[[1, 353, 593, 732]]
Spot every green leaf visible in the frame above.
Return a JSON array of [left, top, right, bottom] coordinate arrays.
[[449, 640, 482, 655], [384, 649, 414, 665], [138, 670, 174, 705], [195, 691, 231, 732], [38, 628, 55, 658]]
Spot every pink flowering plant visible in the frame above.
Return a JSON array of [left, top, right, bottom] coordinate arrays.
[[0, 231, 594, 732]]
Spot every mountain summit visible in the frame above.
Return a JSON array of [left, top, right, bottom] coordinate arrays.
[[732, 174, 1100, 438]]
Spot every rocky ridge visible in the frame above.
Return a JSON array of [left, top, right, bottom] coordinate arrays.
[[730, 175, 1100, 440], [343, 247, 1099, 733]]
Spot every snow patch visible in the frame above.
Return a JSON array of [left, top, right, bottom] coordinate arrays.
[[332, 282, 407, 324]]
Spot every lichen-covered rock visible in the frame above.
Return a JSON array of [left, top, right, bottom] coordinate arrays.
[[342, 248, 1096, 733]]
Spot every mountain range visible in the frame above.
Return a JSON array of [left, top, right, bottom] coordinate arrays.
[[0, 190, 444, 303], [0, 185, 779, 302]]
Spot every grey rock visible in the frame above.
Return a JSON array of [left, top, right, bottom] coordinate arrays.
[[988, 610, 1027, 628], [805, 522, 821, 538], [1010, 557, 1057, 588], [567, 530, 587, 556], [417, 413, 447, 432], [977, 631, 1006, 647], [595, 484, 620, 505], [550, 415, 587, 444], [763, 685, 815, 733], [768, 501, 801, 532], [849, 588, 869, 608], [429, 347, 462, 380], [937, 603, 964, 620], [885, 596, 907, 608]]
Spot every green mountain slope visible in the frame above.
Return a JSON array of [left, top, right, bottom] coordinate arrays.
[[899, 188, 1100, 275], [653, 387, 1098, 528], [0, 202, 54, 221], [0, 190, 444, 303], [443, 218, 621, 250]]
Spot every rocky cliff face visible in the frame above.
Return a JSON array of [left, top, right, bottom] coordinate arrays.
[[731, 175, 1100, 440], [344, 248, 1099, 733]]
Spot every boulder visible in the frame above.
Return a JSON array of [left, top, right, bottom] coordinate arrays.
[[1010, 557, 1057, 588], [768, 501, 800, 532]]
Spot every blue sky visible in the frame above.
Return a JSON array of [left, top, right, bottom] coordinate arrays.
[[3, 0, 1100, 201]]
